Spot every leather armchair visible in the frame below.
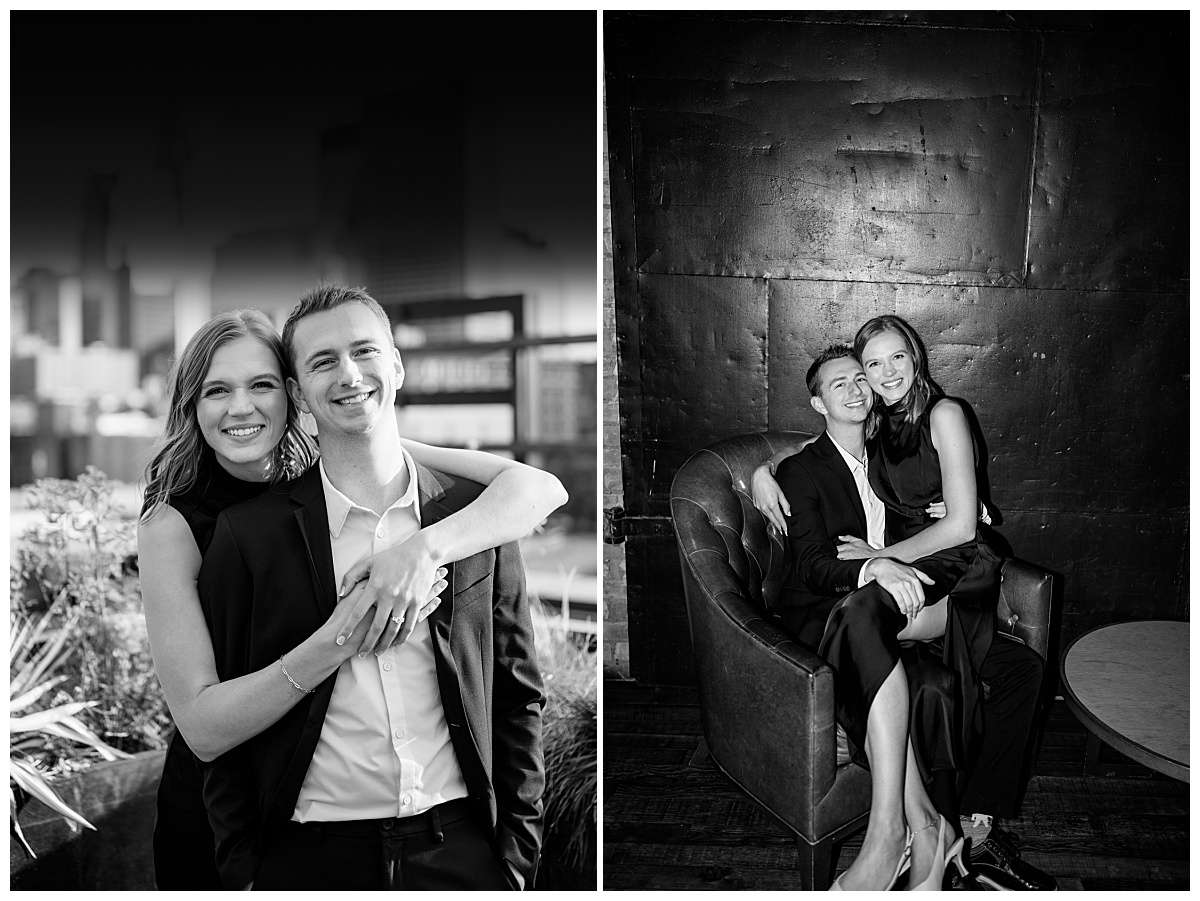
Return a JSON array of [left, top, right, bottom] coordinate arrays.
[[670, 431, 1054, 889]]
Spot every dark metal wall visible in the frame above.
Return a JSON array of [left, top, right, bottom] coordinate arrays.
[[605, 12, 1189, 685]]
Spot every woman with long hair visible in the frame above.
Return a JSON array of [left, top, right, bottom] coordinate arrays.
[[139, 308, 566, 888], [753, 315, 1003, 890], [843, 315, 1002, 889]]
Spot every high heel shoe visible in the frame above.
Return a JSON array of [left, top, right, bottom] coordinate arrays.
[[829, 829, 912, 891], [887, 831, 914, 891], [908, 815, 969, 891]]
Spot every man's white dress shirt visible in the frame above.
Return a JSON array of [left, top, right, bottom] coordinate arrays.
[[293, 452, 468, 823], [826, 434, 887, 589]]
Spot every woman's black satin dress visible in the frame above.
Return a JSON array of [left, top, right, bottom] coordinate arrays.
[[817, 398, 1000, 791]]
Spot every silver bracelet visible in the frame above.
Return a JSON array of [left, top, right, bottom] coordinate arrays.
[[279, 655, 315, 694]]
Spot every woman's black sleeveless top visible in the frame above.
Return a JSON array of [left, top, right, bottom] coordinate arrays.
[[168, 451, 269, 554], [153, 452, 268, 888]]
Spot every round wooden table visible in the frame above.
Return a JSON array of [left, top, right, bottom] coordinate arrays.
[[1060, 620, 1189, 782]]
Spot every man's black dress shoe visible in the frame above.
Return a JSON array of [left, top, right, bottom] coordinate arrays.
[[969, 826, 1058, 891]]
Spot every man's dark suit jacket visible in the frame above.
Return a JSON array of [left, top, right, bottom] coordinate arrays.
[[773, 431, 874, 649], [197, 462, 545, 890]]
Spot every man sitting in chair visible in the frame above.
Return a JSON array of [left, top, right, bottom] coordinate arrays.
[[751, 344, 1054, 891]]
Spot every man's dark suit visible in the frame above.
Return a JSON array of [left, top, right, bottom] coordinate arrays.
[[773, 431, 1042, 819], [197, 462, 544, 890], [772, 432, 876, 649]]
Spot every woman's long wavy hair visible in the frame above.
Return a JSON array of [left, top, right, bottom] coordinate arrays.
[[853, 314, 943, 434], [139, 309, 318, 521]]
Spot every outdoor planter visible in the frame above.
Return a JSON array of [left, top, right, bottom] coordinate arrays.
[[11, 749, 165, 890]]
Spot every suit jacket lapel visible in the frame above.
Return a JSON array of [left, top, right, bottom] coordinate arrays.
[[413, 463, 489, 781], [289, 467, 337, 619], [813, 432, 869, 539], [262, 467, 338, 827]]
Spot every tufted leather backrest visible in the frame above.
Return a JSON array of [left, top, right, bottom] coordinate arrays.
[[670, 430, 813, 609]]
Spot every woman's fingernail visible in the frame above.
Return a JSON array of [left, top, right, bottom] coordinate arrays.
[[336, 635, 346, 646]]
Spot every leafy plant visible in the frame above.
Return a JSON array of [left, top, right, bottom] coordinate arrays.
[[10, 469, 171, 859], [10, 604, 131, 858], [530, 602, 597, 888], [14, 466, 137, 614], [11, 468, 170, 758]]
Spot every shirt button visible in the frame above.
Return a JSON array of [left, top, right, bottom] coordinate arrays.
[[394, 728, 404, 740], [382, 662, 392, 672], [402, 794, 412, 806], [377, 527, 386, 538]]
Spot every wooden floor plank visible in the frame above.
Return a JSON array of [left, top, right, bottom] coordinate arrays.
[[603, 706, 704, 735], [606, 840, 800, 869], [604, 684, 700, 706], [1082, 875, 1190, 891], [1042, 854, 1190, 884], [601, 863, 807, 891], [603, 684, 1190, 891], [602, 735, 698, 755]]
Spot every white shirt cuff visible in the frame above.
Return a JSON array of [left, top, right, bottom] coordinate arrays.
[[856, 559, 871, 589]]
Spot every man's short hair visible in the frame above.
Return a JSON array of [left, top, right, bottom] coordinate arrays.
[[805, 344, 857, 397], [281, 284, 394, 373]]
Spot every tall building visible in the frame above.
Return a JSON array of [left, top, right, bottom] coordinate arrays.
[[10, 174, 158, 483]]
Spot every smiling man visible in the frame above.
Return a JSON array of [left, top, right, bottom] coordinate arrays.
[[197, 285, 545, 891]]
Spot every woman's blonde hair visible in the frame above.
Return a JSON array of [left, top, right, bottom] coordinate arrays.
[[140, 309, 318, 520]]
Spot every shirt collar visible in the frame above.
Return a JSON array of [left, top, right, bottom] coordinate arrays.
[[318, 447, 420, 538], [827, 432, 868, 475]]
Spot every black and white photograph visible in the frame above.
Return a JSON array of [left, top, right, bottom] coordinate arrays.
[[8, 7, 1194, 894], [11, 11, 597, 891], [602, 10, 1189, 891]]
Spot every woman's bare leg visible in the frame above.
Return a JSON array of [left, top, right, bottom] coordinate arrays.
[[897, 598, 947, 642], [835, 660, 911, 889], [895, 597, 950, 887], [904, 739, 945, 890]]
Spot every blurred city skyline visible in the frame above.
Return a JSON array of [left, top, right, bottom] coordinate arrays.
[[12, 13, 597, 336]]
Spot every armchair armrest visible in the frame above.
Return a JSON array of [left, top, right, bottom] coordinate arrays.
[[670, 431, 863, 840], [997, 558, 1054, 662], [678, 547, 841, 834], [668, 432, 876, 859]]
